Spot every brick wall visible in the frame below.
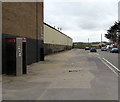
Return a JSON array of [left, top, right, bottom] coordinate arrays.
[[2, 2, 43, 39], [2, 2, 44, 74]]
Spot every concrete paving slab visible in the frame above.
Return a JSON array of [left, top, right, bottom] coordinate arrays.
[[2, 49, 118, 100]]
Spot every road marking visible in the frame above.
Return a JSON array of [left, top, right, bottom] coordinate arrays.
[[100, 58, 118, 77], [102, 58, 120, 72]]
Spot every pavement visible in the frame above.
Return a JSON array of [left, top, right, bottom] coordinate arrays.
[[2, 49, 118, 100]]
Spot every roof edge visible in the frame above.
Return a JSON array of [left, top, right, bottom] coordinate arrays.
[[44, 23, 73, 40]]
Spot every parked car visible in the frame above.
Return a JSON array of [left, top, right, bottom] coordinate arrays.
[[101, 47, 107, 51], [90, 48, 97, 52], [110, 48, 119, 53], [85, 47, 90, 50]]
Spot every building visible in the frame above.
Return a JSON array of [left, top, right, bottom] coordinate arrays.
[[44, 23, 73, 55], [2, 2, 44, 74]]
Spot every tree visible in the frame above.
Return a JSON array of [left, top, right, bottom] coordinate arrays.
[[105, 21, 120, 42]]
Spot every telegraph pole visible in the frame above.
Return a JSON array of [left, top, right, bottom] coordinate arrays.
[[101, 34, 102, 48], [88, 38, 89, 47]]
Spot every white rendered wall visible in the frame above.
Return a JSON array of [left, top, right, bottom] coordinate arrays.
[[44, 24, 73, 46]]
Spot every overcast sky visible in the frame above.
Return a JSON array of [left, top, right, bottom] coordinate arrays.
[[44, 0, 119, 42]]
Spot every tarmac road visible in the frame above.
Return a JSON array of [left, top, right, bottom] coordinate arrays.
[[98, 49, 118, 68], [2, 49, 118, 100]]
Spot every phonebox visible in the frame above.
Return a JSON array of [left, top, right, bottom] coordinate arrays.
[[6, 38, 27, 76]]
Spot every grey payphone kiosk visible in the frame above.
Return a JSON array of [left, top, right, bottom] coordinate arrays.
[[6, 37, 27, 76]]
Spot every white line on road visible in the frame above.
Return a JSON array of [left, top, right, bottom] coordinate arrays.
[[100, 58, 118, 77], [102, 58, 120, 72]]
